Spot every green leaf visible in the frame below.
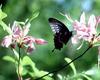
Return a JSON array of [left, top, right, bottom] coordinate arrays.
[[57, 74, 63, 80], [22, 56, 35, 67], [65, 58, 77, 75], [21, 67, 28, 76], [28, 10, 39, 22], [0, 21, 12, 34], [22, 56, 39, 74], [77, 78, 83, 80], [0, 8, 7, 20], [21, 56, 53, 80], [81, 74, 92, 80], [3, 56, 16, 63]]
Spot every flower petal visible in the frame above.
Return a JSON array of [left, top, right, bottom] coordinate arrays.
[[88, 15, 96, 34], [23, 23, 30, 36], [73, 20, 80, 30], [1, 35, 12, 47], [27, 43, 35, 53], [12, 22, 22, 39], [35, 39, 47, 45], [71, 35, 79, 44], [96, 16, 100, 26], [24, 36, 35, 44], [80, 12, 86, 24]]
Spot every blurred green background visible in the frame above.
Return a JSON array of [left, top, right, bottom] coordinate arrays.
[[0, 0, 100, 80]]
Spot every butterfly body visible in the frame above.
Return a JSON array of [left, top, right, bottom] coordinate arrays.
[[48, 18, 72, 52]]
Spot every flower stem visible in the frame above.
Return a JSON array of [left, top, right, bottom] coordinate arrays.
[[18, 47, 22, 80], [98, 53, 100, 69], [98, 47, 100, 69], [35, 44, 92, 80]]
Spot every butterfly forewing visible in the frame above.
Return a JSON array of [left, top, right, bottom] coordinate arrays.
[[48, 18, 72, 51], [48, 18, 70, 33]]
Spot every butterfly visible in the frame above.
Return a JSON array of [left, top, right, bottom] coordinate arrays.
[[48, 18, 72, 52]]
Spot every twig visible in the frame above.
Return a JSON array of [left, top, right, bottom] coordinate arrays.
[[35, 44, 92, 80]]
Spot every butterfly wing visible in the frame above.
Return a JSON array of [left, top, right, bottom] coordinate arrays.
[[48, 18, 72, 51], [48, 18, 69, 34]]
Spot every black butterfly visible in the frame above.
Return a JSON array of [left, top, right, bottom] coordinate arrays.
[[48, 18, 72, 52]]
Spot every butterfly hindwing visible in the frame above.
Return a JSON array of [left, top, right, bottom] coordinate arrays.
[[48, 18, 72, 51]]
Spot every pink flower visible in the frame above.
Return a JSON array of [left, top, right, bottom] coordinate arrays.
[[1, 21, 47, 53], [72, 12, 100, 44], [23, 36, 47, 52]]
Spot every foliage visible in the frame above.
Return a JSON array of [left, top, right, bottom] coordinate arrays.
[[0, 0, 100, 80]]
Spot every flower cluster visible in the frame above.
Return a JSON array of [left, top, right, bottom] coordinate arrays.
[[71, 12, 100, 45], [1, 21, 47, 53]]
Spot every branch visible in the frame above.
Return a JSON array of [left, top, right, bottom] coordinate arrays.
[[35, 44, 92, 80]]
